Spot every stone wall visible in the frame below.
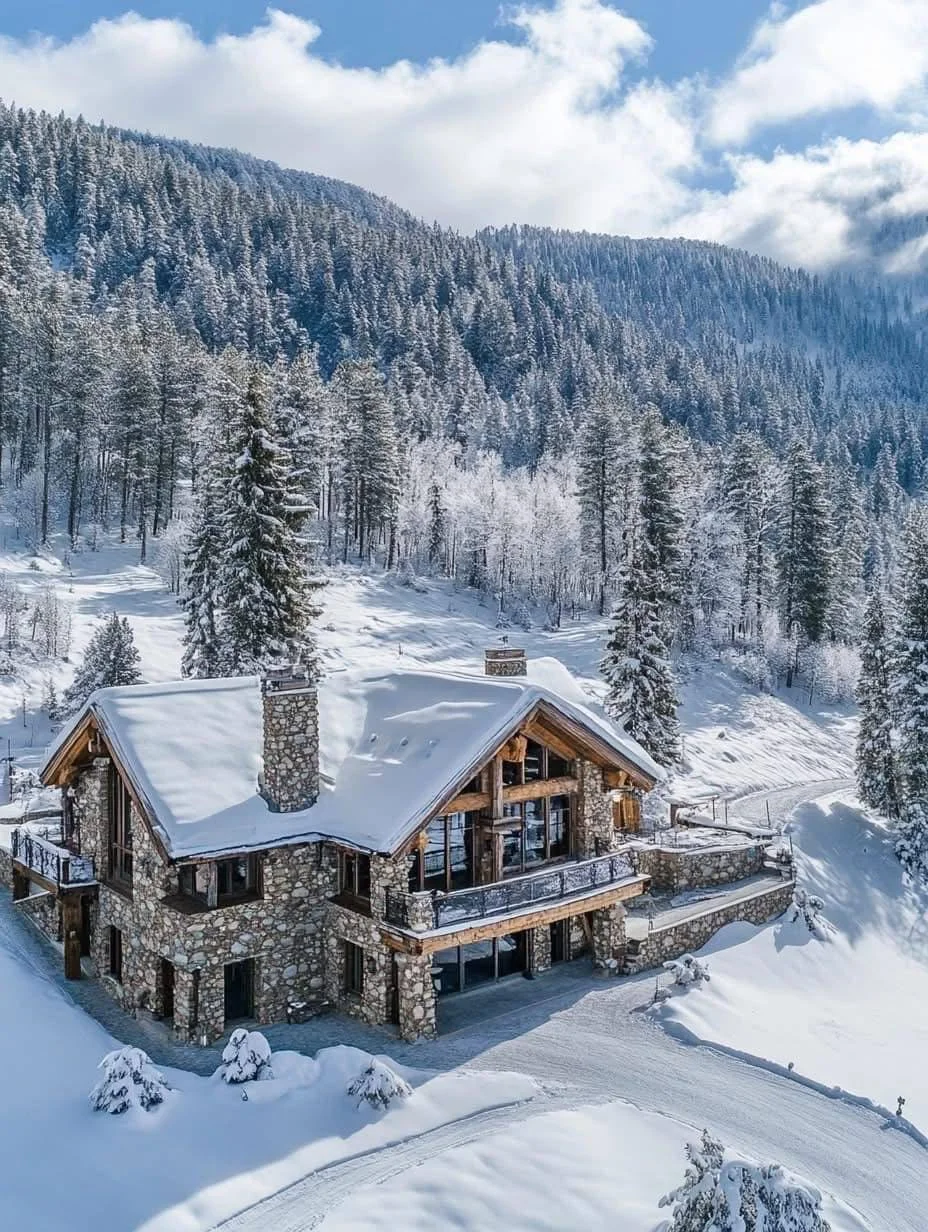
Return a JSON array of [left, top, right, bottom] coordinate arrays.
[[575, 760, 617, 858], [17, 888, 60, 941], [260, 676, 319, 812], [629, 881, 795, 972], [591, 902, 626, 974], [0, 844, 11, 887], [635, 842, 766, 894], [71, 754, 338, 1043]]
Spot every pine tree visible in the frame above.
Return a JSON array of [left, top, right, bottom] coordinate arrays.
[[777, 441, 834, 684], [602, 513, 681, 767], [855, 591, 898, 817], [219, 1028, 273, 1083], [181, 482, 223, 678], [892, 508, 928, 878], [427, 481, 446, 572], [89, 1046, 169, 1114], [576, 388, 630, 615], [215, 365, 318, 675], [64, 612, 141, 713]]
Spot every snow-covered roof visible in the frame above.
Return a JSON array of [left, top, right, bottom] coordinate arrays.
[[43, 658, 662, 860]]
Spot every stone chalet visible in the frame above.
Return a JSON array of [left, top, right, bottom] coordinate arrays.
[[20, 649, 667, 1043]]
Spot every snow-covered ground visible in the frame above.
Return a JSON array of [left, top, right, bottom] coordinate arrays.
[[657, 790, 928, 1131], [2, 540, 924, 1230]]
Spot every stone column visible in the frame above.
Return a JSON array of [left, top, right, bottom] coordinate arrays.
[[531, 924, 552, 974], [395, 952, 437, 1041], [575, 760, 614, 858], [591, 902, 626, 976], [194, 965, 226, 1043], [172, 966, 198, 1042]]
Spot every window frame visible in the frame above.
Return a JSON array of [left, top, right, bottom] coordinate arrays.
[[108, 924, 123, 982], [344, 940, 364, 996], [339, 850, 372, 902], [216, 855, 260, 906], [107, 766, 133, 891]]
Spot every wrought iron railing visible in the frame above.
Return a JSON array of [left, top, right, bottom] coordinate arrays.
[[385, 849, 639, 932], [11, 828, 95, 887]]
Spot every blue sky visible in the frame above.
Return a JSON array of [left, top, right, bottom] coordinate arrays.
[[1, 1, 927, 272]]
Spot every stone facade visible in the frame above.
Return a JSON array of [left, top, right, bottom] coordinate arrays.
[[260, 670, 319, 812], [591, 901, 627, 974], [635, 842, 766, 894], [575, 759, 617, 858], [484, 648, 528, 677], [628, 881, 795, 973], [70, 756, 337, 1042]]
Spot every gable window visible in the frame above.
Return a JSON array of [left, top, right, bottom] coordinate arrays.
[[108, 925, 123, 982], [344, 940, 364, 995], [107, 766, 133, 890], [501, 795, 573, 875], [339, 851, 371, 901]]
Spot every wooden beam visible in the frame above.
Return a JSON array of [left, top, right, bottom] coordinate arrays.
[[490, 755, 503, 820], [604, 769, 632, 790], [380, 878, 648, 955], [61, 895, 83, 980], [521, 719, 578, 765], [442, 789, 492, 814], [503, 775, 578, 805]]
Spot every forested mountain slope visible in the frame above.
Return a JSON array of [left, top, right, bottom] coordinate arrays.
[[0, 102, 925, 476]]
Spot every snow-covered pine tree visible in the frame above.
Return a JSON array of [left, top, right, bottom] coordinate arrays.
[[602, 513, 681, 768], [64, 612, 141, 713], [855, 590, 898, 818], [89, 1046, 169, 1114], [658, 1130, 831, 1232], [181, 481, 223, 678], [347, 1058, 413, 1110], [892, 507, 928, 878], [777, 440, 835, 685], [575, 388, 630, 615], [427, 482, 446, 572], [219, 1028, 273, 1084], [40, 675, 62, 722], [215, 364, 319, 675]]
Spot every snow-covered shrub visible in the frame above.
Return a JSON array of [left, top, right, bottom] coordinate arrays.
[[89, 1046, 170, 1114], [718, 646, 774, 693], [347, 1058, 412, 1111], [663, 953, 710, 988], [219, 1028, 274, 1084], [803, 642, 860, 704], [790, 888, 831, 939], [657, 1129, 831, 1231]]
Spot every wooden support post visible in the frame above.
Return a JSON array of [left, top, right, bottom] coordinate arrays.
[[491, 755, 503, 820], [61, 896, 83, 981]]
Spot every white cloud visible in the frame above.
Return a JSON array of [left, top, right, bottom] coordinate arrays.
[[707, 0, 928, 146], [1, 1, 928, 272], [0, 3, 698, 234]]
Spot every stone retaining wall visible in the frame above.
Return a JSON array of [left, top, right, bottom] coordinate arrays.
[[636, 842, 766, 894], [0, 845, 11, 887], [629, 881, 795, 972]]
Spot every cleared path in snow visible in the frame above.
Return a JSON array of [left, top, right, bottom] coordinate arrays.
[[222, 778, 922, 1232]]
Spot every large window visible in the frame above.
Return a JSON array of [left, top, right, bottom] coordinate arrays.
[[107, 767, 133, 890], [502, 740, 574, 788], [411, 812, 477, 892], [177, 856, 260, 908], [501, 794, 572, 876], [339, 851, 371, 901], [433, 931, 528, 995]]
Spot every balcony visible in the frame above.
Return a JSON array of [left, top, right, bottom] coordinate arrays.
[[11, 828, 96, 890], [385, 849, 641, 932]]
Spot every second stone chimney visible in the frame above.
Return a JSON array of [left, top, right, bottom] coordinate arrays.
[[260, 665, 319, 813], [484, 647, 528, 678]]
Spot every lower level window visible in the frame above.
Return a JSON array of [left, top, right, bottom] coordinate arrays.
[[433, 930, 529, 995], [108, 925, 123, 982], [344, 940, 364, 995]]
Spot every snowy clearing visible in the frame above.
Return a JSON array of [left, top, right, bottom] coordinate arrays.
[[657, 791, 928, 1131]]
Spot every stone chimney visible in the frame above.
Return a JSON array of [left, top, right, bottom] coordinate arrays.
[[484, 647, 527, 678], [260, 665, 319, 813]]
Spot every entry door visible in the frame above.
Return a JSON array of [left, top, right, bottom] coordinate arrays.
[[550, 919, 568, 964], [224, 959, 255, 1022], [161, 959, 175, 1021]]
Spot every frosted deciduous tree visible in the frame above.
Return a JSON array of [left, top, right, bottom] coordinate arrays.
[[64, 612, 141, 713], [855, 590, 898, 818]]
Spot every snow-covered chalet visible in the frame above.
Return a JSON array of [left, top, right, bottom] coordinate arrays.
[[24, 650, 661, 1043]]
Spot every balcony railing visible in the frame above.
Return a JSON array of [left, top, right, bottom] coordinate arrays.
[[385, 849, 640, 932], [11, 828, 96, 888]]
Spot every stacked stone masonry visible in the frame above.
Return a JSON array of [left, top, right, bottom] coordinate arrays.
[[629, 881, 795, 972], [635, 842, 766, 894]]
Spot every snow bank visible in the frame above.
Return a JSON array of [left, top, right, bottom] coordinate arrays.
[[656, 793, 928, 1131]]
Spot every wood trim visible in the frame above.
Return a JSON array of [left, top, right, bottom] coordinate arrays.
[[380, 878, 648, 955], [442, 789, 492, 814], [502, 775, 577, 805], [521, 719, 577, 764], [41, 712, 95, 785], [490, 755, 503, 819]]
